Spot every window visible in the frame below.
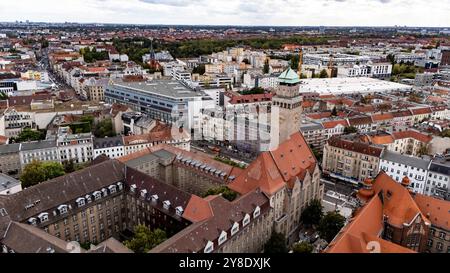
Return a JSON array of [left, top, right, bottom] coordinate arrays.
[[93, 191, 102, 200], [231, 222, 239, 236], [58, 205, 68, 214], [76, 198, 85, 207], [253, 206, 260, 218], [38, 212, 49, 223], [218, 231, 227, 245], [243, 214, 250, 226], [437, 242, 443, 251], [109, 185, 117, 194], [176, 206, 183, 216], [74, 224, 79, 231], [163, 200, 171, 210], [204, 241, 214, 253], [439, 232, 446, 239]]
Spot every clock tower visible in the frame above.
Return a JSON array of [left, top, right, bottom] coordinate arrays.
[[272, 67, 302, 143]]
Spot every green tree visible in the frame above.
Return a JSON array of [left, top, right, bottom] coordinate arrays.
[[241, 87, 265, 95], [290, 55, 299, 70], [242, 58, 250, 65], [124, 225, 167, 253], [441, 129, 450, 138], [202, 186, 238, 201], [94, 119, 115, 138], [343, 126, 358, 134], [318, 211, 346, 243], [14, 128, 45, 143], [264, 231, 288, 253], [300, 199, 323, 228], [263, 59, 270, 74], [20, 160, 65, 188], [62, 160, 76, 173], [319, 69, 328, 78], [292, 241, 314, 253], [331, 106, 338, 116], [192, 64, 205, 75]]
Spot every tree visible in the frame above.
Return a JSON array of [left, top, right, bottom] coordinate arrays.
[[20, 160, 65, 188], [94, 119, 115, 138], [263, 59, 270, 74], [331, 106, 338, 116], [62, 160, 76, 173], [292, 241, 313, 253], [319, 69, 328, 78], [441, 129, 450, 138], [13, 128, 45, 143], [290, 55, 299, 70], [264, 231, 288, 253], [241, 87, 265, 95], [124, 225, 167, 253], [417, 145, 429, 156], [312, 148, 323, 163], [300, 199, 323, 228], [318, 211, 346, 243], [242, 58, 250, 65], [343, 126, 358, 134], [202, 186, 238, 201], [192, 64, 205, 75]]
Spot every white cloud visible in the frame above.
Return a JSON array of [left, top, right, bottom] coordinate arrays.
[[0, 0, 448, 26]]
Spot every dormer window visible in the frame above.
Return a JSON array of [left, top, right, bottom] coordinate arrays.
[[140, 189, 147, 198], [151, 195, 158, 202], [163, 200, 171, 210], [117, 182, 123, 191], [130, 184, 137, 193], [28, 217, 37, 226], [204, 241, 214, 253], [93, 191, 102, 200], [108, 185, 117, 194], [218, 230, 227, 245], [243, 214, 250, 227], [253, 206, 261, 218], [101, 188, 108, 197], [231, 222, 239, 236], [58, 204, 68, 214], [38, 212, 49, 223], [176, 206, 183, 216], [85, 195, 92, 203], [76, 197, 85, 207]]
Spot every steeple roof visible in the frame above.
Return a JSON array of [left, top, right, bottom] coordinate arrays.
[[278, 67, 300, 84]]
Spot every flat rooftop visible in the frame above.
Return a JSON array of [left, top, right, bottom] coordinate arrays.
[[298, 77, 412, 95], [110, 79, 204, 99]]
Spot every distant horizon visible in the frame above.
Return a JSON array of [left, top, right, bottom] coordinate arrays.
[[1, 20, 449, 29], [1, 0, 449, 28]]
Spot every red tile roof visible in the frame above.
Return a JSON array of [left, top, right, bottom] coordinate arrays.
[[392, 130, 432, 143], [228, 132, 316, 196], [321, 119, 349, 129]]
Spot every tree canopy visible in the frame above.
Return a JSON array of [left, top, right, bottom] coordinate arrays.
[[192, 64, 205, 75], [318, 211, 346, 243], [20, 160, 66, 188], [300, 199, 324, 228], [202, 186, 238, 202], [241, 87, 266, 95], [343, 126, 358, 134], [11, 128, 45, 143], [124, 225, 167, 253], [319, 69, 329, 78], [264, 231, 288, 253], [81, 47, 109, 63], [292, 241, 314, 253], [263, 59, 270, 74], [93, 119, 115, 138]]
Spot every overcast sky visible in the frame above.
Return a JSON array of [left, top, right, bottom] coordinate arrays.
[[1, 0, 449, 27]]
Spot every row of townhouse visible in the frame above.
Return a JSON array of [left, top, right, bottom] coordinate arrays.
[[301, 105, 450, 149], [0, 123, 190, 178], [323, 133, 450, 199]]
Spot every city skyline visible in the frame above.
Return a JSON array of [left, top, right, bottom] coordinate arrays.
[[1, 0, 449, 27]]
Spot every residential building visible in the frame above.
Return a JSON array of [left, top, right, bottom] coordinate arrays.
[[56, 127, 93, 164], [93, 136, 124, 159], [0, 143, 21, 177], [323, 135, 383, 184], [379, 150, 430, 194], [0, 173, 22, 195], [19, 140, 59, 168], [425, 157, 450, 200]]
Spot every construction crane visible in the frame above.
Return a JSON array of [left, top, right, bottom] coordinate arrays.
[[297, 48, 303, 78]]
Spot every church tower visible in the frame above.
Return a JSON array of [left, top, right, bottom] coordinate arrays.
[[272, 67, 303, 143]]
